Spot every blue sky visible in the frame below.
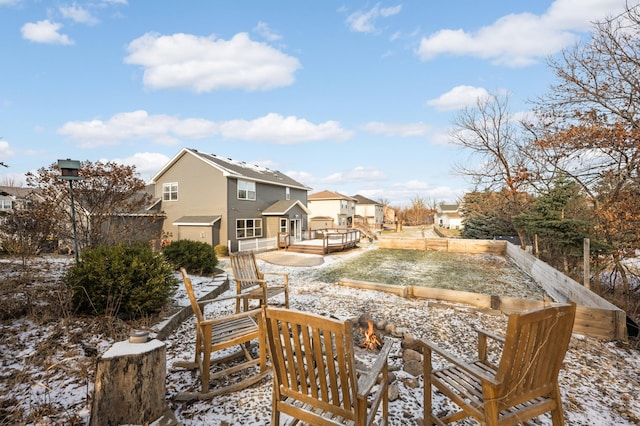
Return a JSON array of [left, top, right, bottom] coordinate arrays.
[[0, 0, 633, 206]]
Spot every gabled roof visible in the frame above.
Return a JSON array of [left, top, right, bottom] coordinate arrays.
[[262, 199, 311, 216], [308, 190, 356, 201], [309, 216, 334, 221], [352, 194, 380, 205], [439, 203, 460, 212], [151, 148, 311, 191]]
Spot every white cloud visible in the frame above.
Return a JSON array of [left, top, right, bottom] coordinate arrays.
[[426, 85, 491, 111], [58, 111, 352, 147], [287, 166, 386, 194], [285, 170, 314, 187], [21, 20, 74, 45], [59, 5, 99, 25], [218, 113, 353, 144], [108, 152, 170, 181], [0, 140, 14, 160], [254, 21, 282, 41], [360, 121, 430, 137], [416, 0, 625, 67], [58, 111, 188, 148], [0, 0, 20, 5], [387, 180, 464, 205], [346, 3, 402, 33], [430, 129, 456, 146], [320, 167, 385, 185], [124, 32, 301, 92]]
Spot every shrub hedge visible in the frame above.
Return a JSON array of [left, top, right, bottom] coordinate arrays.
[[65, 242, 178, 319], [162, 239, 218, 275]]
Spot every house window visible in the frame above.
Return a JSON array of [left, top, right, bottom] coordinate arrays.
[[0, 200, 12, 210], [280, 218, 288, 233], [341, 200, 347, 209], [236, 218, 262, 239], [285, 187, 290, 200], [238, 180, 256, 200], [163, 182, 178, 201]]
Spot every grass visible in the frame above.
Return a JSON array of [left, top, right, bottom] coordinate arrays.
[[311, 248, 546, 300]]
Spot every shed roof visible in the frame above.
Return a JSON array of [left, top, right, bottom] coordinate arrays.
[[173, 215, 222, 226]]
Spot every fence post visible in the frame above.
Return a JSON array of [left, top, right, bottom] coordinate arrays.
[[584, 238, 590, 290]]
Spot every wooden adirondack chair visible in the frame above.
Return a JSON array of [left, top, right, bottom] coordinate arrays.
[[173, 268, 270, 401], [420, 303, 576, 426], [262, 306, 392, 426], [230, 251, 290, 312]]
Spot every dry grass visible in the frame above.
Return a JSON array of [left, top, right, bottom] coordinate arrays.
[[310, 248, 546, 300], [0, 257, 166, 425]]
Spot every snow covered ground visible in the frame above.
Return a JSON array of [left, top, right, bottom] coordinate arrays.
[[1, 247, 639, 425]]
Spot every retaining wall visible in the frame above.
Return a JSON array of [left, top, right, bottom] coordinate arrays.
[[370, 237, 627, 341]]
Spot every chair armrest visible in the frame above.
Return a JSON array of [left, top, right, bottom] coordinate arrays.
[[357, 340, 392, 397], [475, 328, 504, 364], [475, 327, 505, 344], [233, 278, 267, 284], [261, 271, 289, 286], [200, 307, 262, 327], [201, 293, 257, 304], [419, 339, 499, 386], [261, 271, 288, 279]]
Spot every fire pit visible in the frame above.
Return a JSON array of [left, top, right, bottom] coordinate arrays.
[[361, 319, 384, 350], [351, 313, 395, 355]]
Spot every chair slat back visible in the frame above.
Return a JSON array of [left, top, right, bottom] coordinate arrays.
[[264, 307, 359, 422], [180, 268, 204, 324], [230, 252, 263, 291], [495, 303, 576, 403]]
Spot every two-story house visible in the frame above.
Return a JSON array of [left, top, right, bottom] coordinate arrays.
[[307, 190, 357, 230], [352, 194, 384, 229], [150, 148, 311, 252], [435, 203, 463, 229]]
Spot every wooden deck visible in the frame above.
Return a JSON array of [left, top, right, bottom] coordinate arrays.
[[282, 229, 361, 255]]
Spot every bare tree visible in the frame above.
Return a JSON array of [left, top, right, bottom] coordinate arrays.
[[0, 191, 63, 262], [531, 4, 640, 294], [450, 91, 534, 246]]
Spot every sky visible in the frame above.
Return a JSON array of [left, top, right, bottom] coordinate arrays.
[[0, 0, 635, 206]]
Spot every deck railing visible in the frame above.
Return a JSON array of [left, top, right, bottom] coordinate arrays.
[[237, 236, 278, 253]]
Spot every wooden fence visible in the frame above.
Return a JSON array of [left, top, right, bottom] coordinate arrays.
[[368, 237, 627, 341]]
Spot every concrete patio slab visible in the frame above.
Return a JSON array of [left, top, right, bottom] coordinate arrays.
[[256, 251, 324, 267]]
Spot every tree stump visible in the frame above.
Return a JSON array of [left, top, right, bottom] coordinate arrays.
[[90, 339, 167, 426]]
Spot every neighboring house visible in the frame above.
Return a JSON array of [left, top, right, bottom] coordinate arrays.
[[383, 205, 396, 226], [95, 185, 165, 249], [1, 184, 163, 252], [435, 203, 463, 229], [150, 148, 311, 252], [307, 190, 357, 229], [308, 216, 335, 231], [352, 194, 384, 229], [0, 186, 40, 211]]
